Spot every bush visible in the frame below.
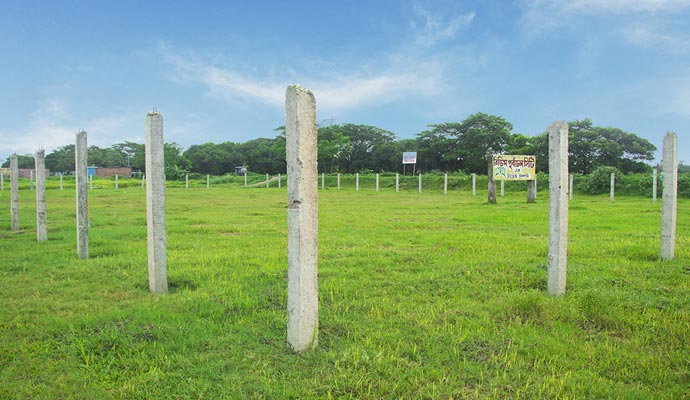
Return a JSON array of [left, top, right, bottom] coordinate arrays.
[[581, 166, 623, 195]]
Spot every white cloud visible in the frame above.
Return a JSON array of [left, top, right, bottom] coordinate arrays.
[[411, 3, 475, 46], [522, 0, 690, 15]]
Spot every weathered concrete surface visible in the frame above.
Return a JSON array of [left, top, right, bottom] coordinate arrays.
[[145, 113, 168, 294], [115, 174, 119, 190], [285, 85, 318, 353], [35, 149, 47, 241], [660, 132, 677, 260], [10, 155, 19, 231], [610, 173, 615, 201], [500, 180, 504, 197], [527, 180, 536, 203], [418, 173, 422, 193], [487, 157, 496, 204], [75, 132, 89, 258], [444, 173, 448, 195], [376, 173, 379, 192], [396, 173, 399, 192], [652, 168, 658, 203], [472, 173, 476, 196], [356, 173, 359, 191], [547, 121, 569, 295], [569, 174, 573, 200]]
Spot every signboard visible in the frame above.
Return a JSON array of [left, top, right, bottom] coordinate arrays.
[[402, 152, 417, 164], [492, 155, 536, 180]]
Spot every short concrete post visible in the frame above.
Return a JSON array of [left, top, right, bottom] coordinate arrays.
[[527, 180, 536, 203], [610, 173, 615, 201], [488, 157, 496, 204], [569, 174, 573, 200], [396, 173, 399, 192], [278, 173, 282, 188], [89, 174, 93, 190], [337, 173, 341, 191], [547, 121, 569, 296], [186, 174, 189, 189], [472, 173, 476, 196], [356, 173, 359, 191], [244, 173, 247, 187], [115, 174, 119, 190], [10, 155, 19, 231], [285, 85, 318, 353], [75, 132, 89, 259], [141, 175, 145, 189], [652, 168, 658, 203], [30, 170, 34, 191], [35, 149, 47, 241], [207, 174, 210, 189], [321, 173, 325, 190], [145, 112, 168, 294], [60, 173, 63, 190], [500, 180, 505, 197], [660, 132, 678, 260], [266, 173, 270, 188], [376, 173, 379, 192], [444, 173, 448, 195], [418, 173, 422, 193]]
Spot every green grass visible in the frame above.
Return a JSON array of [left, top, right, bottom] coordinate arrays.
[[0, 180, 688, 399]]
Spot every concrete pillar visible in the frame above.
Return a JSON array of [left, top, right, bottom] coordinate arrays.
[[278, 173, 282, 188], [652, 169, 658, 203], [75, 132, 89, 259], [115, 174, 119, 190], [321, 173, 325, 190], [35, 149, 47, 242], [488, 157, 496, 204], [337, 173, 341, 191], [444, 173, 448, 195], [527, 180, 536, 203], [186, 174, 189, 189], [418, 173, 422, 193], [145, 112, 168, 294], [244, 173, 247, 187], [660, 132, 678, 260], [285, 85, 318, 353], [610, 173, 615, 201], [569, 174, 573, 200], [207, 174, 210, 189], [10, 155, 19, 231], [472, 173, 476, 196], [141, 175, 145, 190], [500, 180, 505, 197], [547, 121, 569, 296], [376, 173, 379, 192], [60, 173, 63, 190], [89, 174, 93, 190], [356, 173, 359, 191], [30, 170, 34, 191], [396, 173, 399, 192], [266, 173, 270, 188]]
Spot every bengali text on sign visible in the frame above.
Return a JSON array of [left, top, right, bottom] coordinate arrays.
[[492, 155, 536, 180]]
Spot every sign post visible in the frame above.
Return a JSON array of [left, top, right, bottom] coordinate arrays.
[[402, 152, 417, 175], [492, 155, 537, 203]]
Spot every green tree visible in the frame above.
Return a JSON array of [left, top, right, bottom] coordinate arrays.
[[1, 154, 34, 169], [45, 145, 75, 173]]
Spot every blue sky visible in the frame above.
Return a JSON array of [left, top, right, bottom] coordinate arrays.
[[1, 0, 688, 164]]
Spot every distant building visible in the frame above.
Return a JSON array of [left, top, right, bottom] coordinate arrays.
[[16, 168, 50, 179], [87, 166, 132, 178]]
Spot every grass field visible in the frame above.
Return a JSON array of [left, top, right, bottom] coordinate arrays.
[[0, 178, 688, 399]]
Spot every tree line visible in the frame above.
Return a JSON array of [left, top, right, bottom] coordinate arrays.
[[2, 113, 660, 177]]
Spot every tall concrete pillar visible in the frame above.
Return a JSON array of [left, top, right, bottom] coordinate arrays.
[[472, 173, 476, 196], [444, 173, 448, 195], [396, 173, 399, 192], [569, 174, 573, 200], [337, 173, 341, 191], [660, 132, 677, 260], [547, 121, 569, 296], [376, 173, 379, 192], [145, 112, 168, 294], [418, 173, 422, 193], [652, 169, 658, 203], [356, 173, 359, 191], [610, 173, 615, 201], [75, 132, 89, 259], [527, 180, 536, 203], [35, 149, 47, 241], [285, 85, 318, 353], [500, 180, 505, 197], [115, 174, 119, 190], [488, 157, 496, 204], [10, 155, 19, 231]]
